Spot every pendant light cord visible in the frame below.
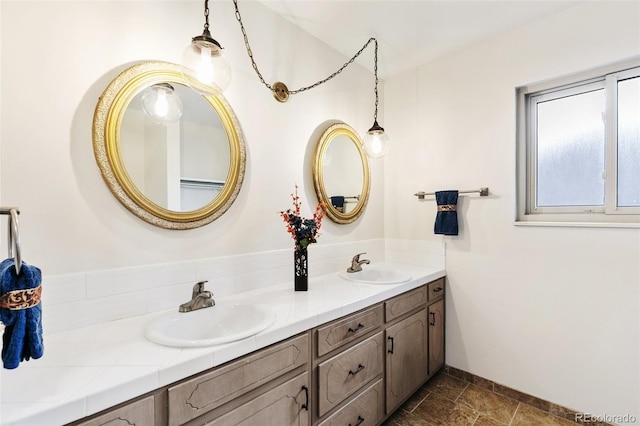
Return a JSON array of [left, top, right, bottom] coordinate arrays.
[[203, 0, 210, 32], [233, 0, 379, 104], [372, 39, 379, 122]]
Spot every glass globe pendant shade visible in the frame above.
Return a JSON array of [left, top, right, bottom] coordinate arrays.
[[141, 83, 183, 125], [181, 33, 231, 96], [363, 121, 390, 159]]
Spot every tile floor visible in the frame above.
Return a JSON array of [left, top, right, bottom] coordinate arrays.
[[383, 372, 580, 426]]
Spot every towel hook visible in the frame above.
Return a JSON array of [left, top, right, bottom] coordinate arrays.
[[6, 209, 22, 274]]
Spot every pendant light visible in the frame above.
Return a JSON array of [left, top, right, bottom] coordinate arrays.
[[141, 83, 183, 125], [181, 0, 231, 95], [361, 39, 390, 159], [363, 122, 390, 159]]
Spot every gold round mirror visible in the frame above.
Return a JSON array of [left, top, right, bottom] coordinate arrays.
[[93, 61, 245, 229], [312, 123, 371, 224]]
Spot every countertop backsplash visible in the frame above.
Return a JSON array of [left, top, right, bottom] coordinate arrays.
[[40, 238, 444, 335]]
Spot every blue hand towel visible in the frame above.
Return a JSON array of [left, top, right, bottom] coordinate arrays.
[[0, 258, 43, 369], [330, 196, 345, 209], [434, 190, 459, 236]]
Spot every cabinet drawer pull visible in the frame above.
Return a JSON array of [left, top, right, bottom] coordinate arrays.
[[387, 336, 394, 354], [434, 286, 443, 292], [349, 415, 365, 426], [348, 364, 365, 376], [429, 311, 436, 326], [301, 385, 309, 411], [347, 323, 365, 333]]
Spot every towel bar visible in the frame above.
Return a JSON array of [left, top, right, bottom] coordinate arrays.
[[414, 187, 489, 200], [0, 208, 22, 274]]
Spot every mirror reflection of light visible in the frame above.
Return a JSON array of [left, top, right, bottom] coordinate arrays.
[[155, 90, 169, 117], [141, 84, 183, 125]]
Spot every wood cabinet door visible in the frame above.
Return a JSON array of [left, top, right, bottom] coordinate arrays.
[[385, 309, 428, 413], [205, 372, 310, 426], [428, 299, 445, 375]]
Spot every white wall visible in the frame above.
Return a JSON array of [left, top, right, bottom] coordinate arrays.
[[385, 1, 640, 420], [0, 1, 383, 276]]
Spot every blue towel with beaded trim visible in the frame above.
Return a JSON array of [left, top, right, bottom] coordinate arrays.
[[434, 190, 459, 236], [330, 196, 345, 209], [0, 258, 43, 369]]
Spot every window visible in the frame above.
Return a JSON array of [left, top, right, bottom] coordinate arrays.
[[516, 59, 640, 226]]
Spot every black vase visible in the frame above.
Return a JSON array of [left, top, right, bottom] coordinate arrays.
[[294, 247, 308, 291]]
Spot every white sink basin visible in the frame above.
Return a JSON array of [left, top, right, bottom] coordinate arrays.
[[145, 304, 276, 348], [339, 267, 412, 285]]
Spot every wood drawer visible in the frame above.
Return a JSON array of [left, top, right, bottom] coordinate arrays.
[[385, 286, 428, 322], [428, 278, 445, 301], [317, 332, 384, 417], [205, 372, 310, 426], [318, 379, 383, 426], [316, 304, 383, 357], [74, 395, 154, 426], [168, 333, 309, 426]]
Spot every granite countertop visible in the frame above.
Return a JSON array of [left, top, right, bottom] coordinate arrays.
[[0, 262, 445, 426]]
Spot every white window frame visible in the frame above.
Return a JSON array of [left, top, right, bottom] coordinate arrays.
[[605, 67, 640, 216], [516, 58, 640, 227]]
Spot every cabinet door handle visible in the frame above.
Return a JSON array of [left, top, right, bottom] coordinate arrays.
[[347, 323, 365, 333], [301, 385, 309, 411], [349, 415, 365, 426], [429, 311, 436, 326], [387, 336, 394, 354], [348, 364, 365, 376]]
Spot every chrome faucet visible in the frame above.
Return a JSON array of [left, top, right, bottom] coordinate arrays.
[[179, 281, 215, 312], [347, 253, 370, 273]]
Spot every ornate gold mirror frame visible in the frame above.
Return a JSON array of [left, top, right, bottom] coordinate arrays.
[[93, 61, 245, 230], [312, 123, 371, 224]]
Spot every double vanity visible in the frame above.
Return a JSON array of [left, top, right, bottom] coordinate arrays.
[[0, 60, 452, 426], [60, 264, 445, 426], [1, 262, 445, 425]]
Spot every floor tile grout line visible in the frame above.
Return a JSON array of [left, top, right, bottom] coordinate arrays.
[[457, 384, 518, 426], [407, 390, 431, 414], [454, 381, 471, 402], [471, 410, 480, 426], [508, 402, 521, 426]]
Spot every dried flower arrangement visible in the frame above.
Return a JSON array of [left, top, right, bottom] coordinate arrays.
[[280, 185, 326, 251]]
